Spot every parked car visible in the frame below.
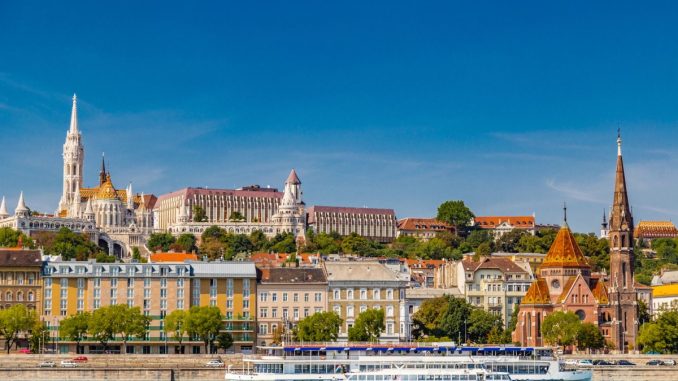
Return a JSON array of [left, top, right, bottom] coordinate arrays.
[[18, 348, 33, 354], [664, 359, 677, 366], [616, 360, 635, 366], [592, 359, 614, 366], [60, 360, 78, 368], [72, 356, 88, 362], [564, 359, 578, 366], [647, 360, 664, 366], [205, 359, 224, 368], [576, 359, 593, 367], [38, 361, 55, 368]]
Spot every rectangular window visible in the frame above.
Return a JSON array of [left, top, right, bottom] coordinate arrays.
[[144, 289, 151, 298], [144, 278, 151, 288], [110, 289, 117, 298], [243, 299, 249, 309], [177, 289, 184, 298], [304, 293, 309, 302], [227, 299, 233, 309], [360, 289, 367, 300], [111, 278, 118, 287], [272, 308, 277, 318], [60, 278, 68, 288], [45, 278, 52, 287], [282, 293, 288, 302], [127, 278, 134, 288], [304, 308, 309, 317], [177, 299, 184, 309], [386, 289, 393, 300], [315, 293, 322, 302], [94, 289, 101, 298], [93, 299, 100, 309], [260, 308, 268, 318], [160, 278, 167, 288], [260, 292, 268, 302], [160, 300, 167, 309], [293, 293, 299, 302], [77, 278, 85, 289], [259, 324, 268, 335], [177, 278, 184, 287], [45, 289, 52, 299], [373, 289, 380, 300], [272, 293, 278, 302]]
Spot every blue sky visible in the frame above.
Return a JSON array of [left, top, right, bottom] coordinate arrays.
[[2, 1, 678, 233]]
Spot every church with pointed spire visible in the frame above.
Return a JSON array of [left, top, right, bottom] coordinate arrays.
[[513, 133, 639, 352]]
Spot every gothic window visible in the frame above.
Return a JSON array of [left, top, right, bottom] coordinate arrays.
[[613, 236, 618, 248], [575, 310, 586, 320]]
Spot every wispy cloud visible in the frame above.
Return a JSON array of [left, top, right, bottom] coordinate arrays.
[[545, 178, 607, 204]]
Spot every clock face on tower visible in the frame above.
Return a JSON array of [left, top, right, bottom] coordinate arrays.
[[551, 279, 560, 289]]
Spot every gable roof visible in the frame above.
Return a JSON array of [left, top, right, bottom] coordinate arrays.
[[522, 278, 551, 305], [474, 216, 535, 229], [461, 257, 529, 274], [540, 226, 590, 269], [397, 218, 453, 232], [591, 278, 609, 304]]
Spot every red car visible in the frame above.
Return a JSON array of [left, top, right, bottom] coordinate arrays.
[[18, 349, 33, 354], [72, 356, 88, 362]]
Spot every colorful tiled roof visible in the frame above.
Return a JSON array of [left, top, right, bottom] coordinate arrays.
[[557, 276, 578, 303], [474, 216, 535, 229], [636, 221, 678, 239], [540, 226, 590, 269], [522, 278, 551, 305], [591, 278, 609, 304]]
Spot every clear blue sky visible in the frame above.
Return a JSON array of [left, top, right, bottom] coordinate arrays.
[[2, 1, 678, 233]]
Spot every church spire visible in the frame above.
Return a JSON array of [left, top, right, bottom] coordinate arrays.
[[69, 94, 79, 134], [610, 131, 632, 232], [99, 153, 107, 186]]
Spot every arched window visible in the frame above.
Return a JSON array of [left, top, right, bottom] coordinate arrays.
[[17, 291, 23, 301], [28, 292, 34, 301], [5, 291, 12, 301]]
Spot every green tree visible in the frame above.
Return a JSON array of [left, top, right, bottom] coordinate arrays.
[[215, 332, 234, 352], [465, 230, 493, 250], [0, 227, 35, 248], [28, 320, 49, 353], [185, 306, 224, 354], [88, 306, 121, 351], [43, 227, 102, 260], [411, 297, 448, 339], [440, 296, 473, 342], [576, 323, 605, 353], [437, 201, 475, 232], [639, 299, 652, 325], [270, 232, 297, 254], [341, 233, 382, 257], [638, 310, 678, 353], [60, 312, 91, 353], [348, 309, 385, 342], [229, 211, 245, 221], [467, 308, 503, 344], [0, 304, 38, 353], [475, 242, 492, 259], [164, 310, 188, 351], [496, 229, 527, 253], [541, 311, 581, 347], [193, 205, 208, 222], [131, 247, 147, 263], [118, 305, 151, 354], [176, 233, 197, 253], [294, 312, 342, 342], [249, 230, 270, 251], [271, 323, 285, 345], [147, 232, 176, 252]]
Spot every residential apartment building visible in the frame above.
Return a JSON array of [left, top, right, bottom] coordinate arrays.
[[307, 206, 398, 243], [256, 267, 328, 345], [397, 218, 454, 241], [473, 215, 536, 239], [42, 260, 256, 354], [457, 258, 532, 328], [325, 262, 408, 342], [0, 247, 42, 313]]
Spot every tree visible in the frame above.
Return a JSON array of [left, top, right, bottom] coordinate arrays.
[[639, 299, 652, 326], [117, 305, 151, 355], [475, 242, 492, 259], [176, 234, 197, 253], [348, 309, 385, 342], [164, 310, 187, 351], [294, 312, 342, 342], [146, 232, 176, 252], [269, 232, 297, 254], [467, 308, 503, 344], [271, 323, 285, 345], [0, 227, 35, 248], [215, 332, 234, 352], [60, 312, 91, 353], [43, 227, 102, 260], [411, 297, 448, 339], [496, 229, 527, 253], [193, 205, 208, 222], [28, 320, 49, 353], [638, 310, 678, 353], [229, 211, 245, 221], [541, 311, 581, 347], [249, 230, 270, 251], [185, 306, 223, 354], [88, 306, 121, 351], [576, 323, 605, 353], [0, 304, 38, 353], [436, 201, 475, 232], [440, 296, 473, 342]]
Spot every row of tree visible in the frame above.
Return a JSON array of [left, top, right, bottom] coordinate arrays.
[[0, 227, 116, 263], [60, 305, 232, 354], [290, 309, 387, 343]]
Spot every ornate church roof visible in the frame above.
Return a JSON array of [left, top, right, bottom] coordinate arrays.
[[94, 174, 120, 200], [540, 225, 590, 269], [522, 278, 551, 305], [591, 278, 609, 304]]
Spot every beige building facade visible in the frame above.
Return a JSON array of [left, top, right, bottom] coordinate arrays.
[[256, 267, 328, 345], [308, 206, 398, 243], [325, 262, 407, 342]]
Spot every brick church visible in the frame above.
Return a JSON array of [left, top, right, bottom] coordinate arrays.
[[513, 133, 638, 352]]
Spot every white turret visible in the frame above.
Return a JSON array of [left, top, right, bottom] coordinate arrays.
[[127, 183, 134, 209], [70, 187, 81, 217], [84, 198, 95, 221], [178, 196, 189, 223], [15, 191, 29, 217], [272, 169, 306, 238], [0, 196, 8, 219], [59, 94, 85, 213]]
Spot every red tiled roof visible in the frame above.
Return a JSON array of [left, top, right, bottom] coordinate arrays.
[[308, 205, 396, 215], [522, 278, 551, 305], [155, 187, 283, 205], [636, 221, 678, 239], [286, 169, 301, 185], [397, 218, 453, 232], [541, 226, 590, 269], [405, 258, 446, 269], [461, 257, 528, 274], [149, 252, 198, 262], [474, 216, 535, 229]]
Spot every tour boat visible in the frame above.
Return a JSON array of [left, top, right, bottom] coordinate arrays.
[[224, 344, 592, 381]]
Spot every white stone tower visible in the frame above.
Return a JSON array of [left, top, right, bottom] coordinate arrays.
[[58, 94, 85, 214], [271, 169, 306, 238]]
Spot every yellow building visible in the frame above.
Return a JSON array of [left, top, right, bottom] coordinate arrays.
[[43, 260, 256, 354]]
